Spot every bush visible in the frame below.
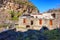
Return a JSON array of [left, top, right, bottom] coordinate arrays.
[[44, 29, 60, 40]]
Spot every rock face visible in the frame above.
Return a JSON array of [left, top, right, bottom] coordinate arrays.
[[0, 0, 39, 27], [0, 0, 39, 14]]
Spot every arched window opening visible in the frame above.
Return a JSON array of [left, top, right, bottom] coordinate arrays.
[[49, 20, 53, 26], [51, 13, 56, 18], [39, 19, 42, 25], [23, 18, 26, 23], [31, 20, 33, 25]]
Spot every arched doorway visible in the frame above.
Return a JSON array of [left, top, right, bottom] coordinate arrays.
[[26, 25, 30, 28]]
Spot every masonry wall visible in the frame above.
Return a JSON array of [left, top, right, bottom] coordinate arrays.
[[50, 12, 60, 29], [17, 16, 55, 31]]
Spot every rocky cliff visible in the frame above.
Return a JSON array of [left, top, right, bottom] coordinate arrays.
[[0, 0, 39, 27], [0, 0, 39, 14]]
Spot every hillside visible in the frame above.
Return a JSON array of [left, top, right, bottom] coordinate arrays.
[[47, 8, 60, 13], [0, 0, 39, 27]]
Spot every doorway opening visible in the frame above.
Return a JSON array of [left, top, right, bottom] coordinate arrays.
[[31, 20, 33, 25], [26, 25, 30, 28]]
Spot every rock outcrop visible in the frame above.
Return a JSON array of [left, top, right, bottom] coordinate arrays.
[[0, 0, 39, 27]]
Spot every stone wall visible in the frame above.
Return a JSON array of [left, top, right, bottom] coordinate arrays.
[[47, 9, 60, 28], [17, 15, 54, 31]]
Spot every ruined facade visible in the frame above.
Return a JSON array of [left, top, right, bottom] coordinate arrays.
[[47, 9, 60, 28], [16, 13, 57, 31]]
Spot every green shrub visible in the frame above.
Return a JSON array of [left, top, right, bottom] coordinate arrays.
[[44, 29, 60, 40]]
